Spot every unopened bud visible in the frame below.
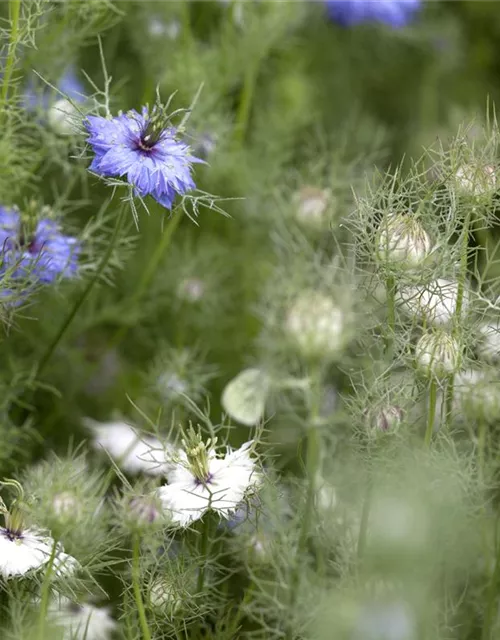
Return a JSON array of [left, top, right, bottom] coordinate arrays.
[[415, 331, 461, 378], [52, 492, 82, 520], [397, 278, 468, 327], [149, 578, 183, 615], [477, 321, 500, 363], [128, 495, 162, 526], [48, 98, 79, 136], [293, 186, 332, 230], [376, 213, 432, 269], [177, 277, 205, 303], [367, 406, 404, 434], [285, 291, 344, 360], [455, 164, 496, 196]]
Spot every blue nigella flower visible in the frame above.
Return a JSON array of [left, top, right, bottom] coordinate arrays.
[[325, 0, 420, 28], [23, 65, 85, 112], [0, 206, 80, 284], [86, 105, 202, 210]]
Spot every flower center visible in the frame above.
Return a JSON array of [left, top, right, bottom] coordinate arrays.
[[136, 106, 170, 151], [182, 426, 217, 485]]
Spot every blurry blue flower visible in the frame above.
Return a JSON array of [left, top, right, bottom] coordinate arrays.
[[0, 207, 80, 284], [86, 106, 202, 209], [325, 0, 420, 28], [23, 65, 85, 112]]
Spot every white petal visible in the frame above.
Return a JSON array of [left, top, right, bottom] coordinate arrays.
[[157, 481, 211, 527], [84, 418, 173, 476]]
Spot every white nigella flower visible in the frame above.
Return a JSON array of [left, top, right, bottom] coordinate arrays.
[[376, 213, 432, 269], [0, 525, 55, 578], [156, 429, 260, 527], [293, 186, 332, 230], [48, 597, 117, 640], [84, 418, 173, 476], [147, 17, 181, 40], [221, 367, 271, 426], [477, 321, 500, 363], [415, 331, 461, 379], [397, 278, 469, 327], [285, 290, 345, 360], [0, 483, 79, 579]]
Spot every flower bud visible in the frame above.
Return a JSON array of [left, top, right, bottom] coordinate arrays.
[[149, 578, 183, 616], [455, 164, 496, 196], [455, 369, 500, 424], [477, 321, 500, 363], [128, 495, 163, 527], [177, 277, 205, 303], [221, 368, 270, 426], [367, 406, 404, 434], [397, 278, 468, 327], [285, 291, 344, 360], [415, 331, 461, 379], [376, 213, 432, 269], [48, 98, 79, 136], [293, 186, 332, 230], [52, 492, 83, 521]]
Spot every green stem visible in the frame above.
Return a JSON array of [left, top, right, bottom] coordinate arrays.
[[482, 519, 500, 640], [0, 0, 21, 112], [37, 540, 58, 640], [197, 517, 211, 593], [424, 378, 438, 447], [34, 205, 126, 379], [105, 210, 182, 353], [357, 479, 373, 562], [286, 371, 322, 639], [444, 376, 454, 430], [385, 274, 396, 359], [454, 210, 472, 332], [478, 421, 487, 485], [234, 56, 261, 146], [132, 535, 152, 640]]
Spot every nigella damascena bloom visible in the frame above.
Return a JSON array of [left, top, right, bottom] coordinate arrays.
[[48, 597, 117, 640], [325, 0, 420, 28], [86, 105, 202, 209], [156, 429, 261, 527], [0, 207, 80, 283], [0, 525, 78, 579]]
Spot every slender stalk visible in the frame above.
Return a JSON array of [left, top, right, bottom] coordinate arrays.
[[385, 274, 396, 360], [357, 479, 373, 561], [445, 209, 471, 432], [478, 421, 487, 485], [37, 540, 58, 640], [132, 534, 152, 640], [197, 517, 211, 593], [0, 0, 21, 111], [105, 210, 183, 353], [34, 205, 126, 378], [424, 378, 438, 447], [482, 518, 500, 640], [234, 57, 261, 146], [286, 370, 322, 639], [444, 376, 454, 430]]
